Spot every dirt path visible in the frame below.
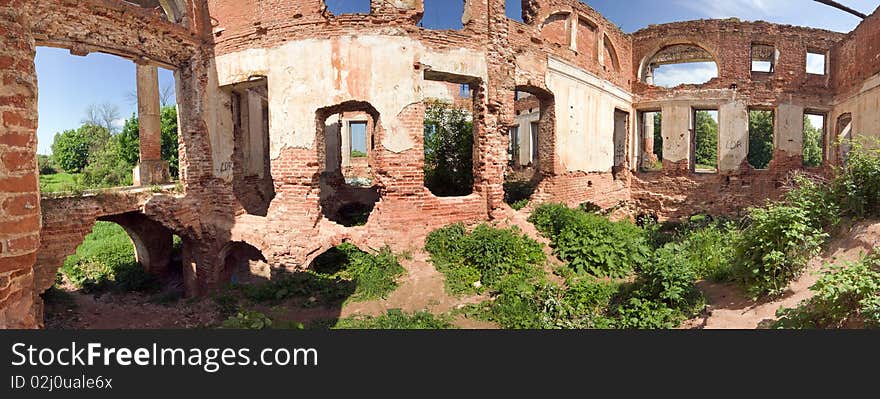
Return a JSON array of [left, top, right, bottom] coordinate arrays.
[[684, 220, 879, 329]]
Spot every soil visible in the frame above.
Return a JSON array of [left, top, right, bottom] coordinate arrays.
[[682, 219, 880, 329]]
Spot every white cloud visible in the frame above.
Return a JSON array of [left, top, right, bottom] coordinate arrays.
[[111, 118, 126, 129], [653, 62, 718, 87], [674, 0, 788, 19], [806, 52, 826, 75]]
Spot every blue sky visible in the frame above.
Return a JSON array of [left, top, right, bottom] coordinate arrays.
[[36, 1, 877, 154]]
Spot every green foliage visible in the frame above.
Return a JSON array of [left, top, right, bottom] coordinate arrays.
[[732, 204, 827, 298], [350, 150, 367, 158], [510, 199, 530, 211], [748, 110, 774, 169], [653, 112, 663, 161], [694, 110, 718, 169], [676, 221, 738, 282], [802, 115, 824, 167], [423, 100, 474, 197], [425, 224, 546, 296], [81, 135, 134, 188], [39, 173, 82, 194], [51, 124, 109, 173], [59, 221, 157, 293], [38, 155, 58, 175], [221, 310, 276, 329], [832, 142, 880, 217], [529, 204, 652, 278], [774, 254, 880, 329], [241, 243, 404, 305], [784, 173, 840, 230], [334, 309, 455, 329], [115, 106, 180, 179]]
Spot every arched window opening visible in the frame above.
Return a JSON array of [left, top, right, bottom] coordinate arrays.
[[643, 44, 718, 88]]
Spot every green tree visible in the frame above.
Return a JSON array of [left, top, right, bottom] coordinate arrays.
[[749, 110, 774, 169], [50, 124, 110, 173], [803, 116, 823, 167], [114, 106, 180, 178], [423, 100, 474, 197], [653, 113, 663, 161], [81, 135, 134, 188], [694, 111, 718, 168]]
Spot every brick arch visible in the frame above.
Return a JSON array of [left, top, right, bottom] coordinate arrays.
[[637, 42, 720, 84]]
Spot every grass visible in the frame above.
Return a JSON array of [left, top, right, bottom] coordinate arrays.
[[333, 309, 455, 329], [39, 172, 80, 193], [59, 221, 158, 293]]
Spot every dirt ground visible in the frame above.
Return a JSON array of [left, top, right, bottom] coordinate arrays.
[[683, 219, 880, 329]]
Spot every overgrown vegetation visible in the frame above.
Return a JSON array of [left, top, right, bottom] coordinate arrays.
[[529, 204, 651, 278], [226, 243, 406, 308], [503, 176, 537, 210], [774, 254, 880, 329], [334, 309, 455, 329], [425, 224, 546, 296], [59, 221, 158, 294], [423, 100, 474, 197], [748, 109, 774, 169]]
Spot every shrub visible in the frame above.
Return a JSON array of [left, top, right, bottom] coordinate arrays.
[[784, 173, 840, 230], [677, 222, 738, 281], [732, 204, 827, 298], [38, 155, 58, 175], [611, 297, 684, 329], [774, 254, 880, 329], [503, 177, 536, 207], [832, 142, 880, 217], [530, 204, 652, 278], [425, 224, 546, 295], [221, 310, 274, 329], [242, 243, 403, 305], [335, 309, 454, 329]]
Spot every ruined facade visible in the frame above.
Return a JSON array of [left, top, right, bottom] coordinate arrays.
[[1, 0, 879, 328]]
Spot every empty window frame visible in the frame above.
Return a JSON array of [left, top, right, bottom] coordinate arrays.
[[613, 109, 628, 169], [638, 111, 663, 172], [530, 121, 539, 163], [508, 126, 519, 163], [751, 44, 776, 73], [459, 84, 471, 99], [349, 121, 369, 159], [505, 0, 524, 22], [692, 109, 719, 173], [803, 112, 826, 167], [837, 113, 853, 165], [748, 109, 775, 169], [325, 0, 370, 15], [806, 51, 827, 75]]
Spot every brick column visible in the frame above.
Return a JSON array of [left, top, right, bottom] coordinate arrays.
[[133, 63, 170, 186], [0, 4, 41, 329]]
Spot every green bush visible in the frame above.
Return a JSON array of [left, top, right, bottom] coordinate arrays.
[[784, 173, 840, 230], [774, 254, 880, 329], [677, 221, 738, 281], [334, 309, 454, 329], [732, 204, 827, 298], [60, 222, 157, 293], [242, 243, 403, 305], [503, 178, 536, 208], [425, 224, 546, 295], [530, 204, 652, 278], [221, 310, 275, 329], [832, 143, 880, 217]]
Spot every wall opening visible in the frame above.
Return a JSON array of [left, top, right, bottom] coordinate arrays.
[[423, 72, 478, 198], [748, 109, 775, 170], [506, 0, 524, 22], [613, 109, 629, 176], [220, 242, 270, 287], [751, 44, 776, 73], [421, 0, 465, 30], [638, 111, 663, 172], [35, 46, 178, 194], [317, 101, 382, 227], [803, 112, 826, 168], [806, 51, 827, 75], [505, 88, 553, 208], [225, 78, 276, 216], [642, 44, 718, 88], [325, 0, 370, 15], [692, 109, 719, 173], [122, 0, 184, 23], [837, 113, 853, 165]]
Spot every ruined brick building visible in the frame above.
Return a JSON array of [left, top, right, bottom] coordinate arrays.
[[1, 0, 879, 328]]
